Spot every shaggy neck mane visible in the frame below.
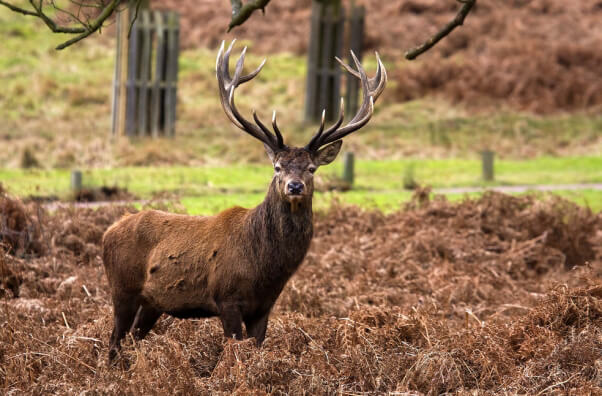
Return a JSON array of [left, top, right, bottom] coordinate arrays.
[[244, 179, 313, 286]]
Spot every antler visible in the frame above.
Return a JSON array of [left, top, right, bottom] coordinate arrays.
[[216, 40, 287, 152], [305, 51, 387, 152]]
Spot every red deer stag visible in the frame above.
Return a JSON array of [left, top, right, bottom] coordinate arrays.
[[102, 41, 386, 361]]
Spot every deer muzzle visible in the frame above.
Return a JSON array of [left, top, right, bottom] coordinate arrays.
[[287, 181, 305, 196]]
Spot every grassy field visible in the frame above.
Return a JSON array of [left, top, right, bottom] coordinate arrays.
[[180, 189, 602, 215], [2, 155, 601, 213], [3, 156, 601, 197]]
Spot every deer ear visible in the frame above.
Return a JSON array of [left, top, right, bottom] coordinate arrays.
[[315, 141, 342, 166], [264, 144, 277, 163]]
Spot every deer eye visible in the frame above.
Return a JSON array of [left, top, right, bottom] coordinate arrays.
[[308, 166, 317, 174], [274, 166, 281, 172]]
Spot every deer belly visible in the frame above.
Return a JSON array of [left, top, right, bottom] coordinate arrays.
[[142, 257, 216, 314]]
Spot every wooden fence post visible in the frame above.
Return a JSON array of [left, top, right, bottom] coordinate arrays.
[[71, 170, 82, 193], [482, 150, 495, 181], [342, 151, 355, 186], [125, 8, 140, 137], [112, 8, 130, 137]]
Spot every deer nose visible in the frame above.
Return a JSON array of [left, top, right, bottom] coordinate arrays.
[[287, 181, 304, 195]]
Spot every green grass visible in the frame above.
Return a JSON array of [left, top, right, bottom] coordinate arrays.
[[179, 189, 602, 216], [1, 156, 600, 198], [1, 156, 601, 214], [335, 156, 602, 190], [0, 166, 271, 197], [178, 191, 416, 216]]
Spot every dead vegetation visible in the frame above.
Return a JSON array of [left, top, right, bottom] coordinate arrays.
[[390, 1, 602, 113], [0, 185, 43, 257], [0, 246, 21, 298], [74, 186, 135, 203], [0, 188, 601, 393], [154, 0, 602, 113]]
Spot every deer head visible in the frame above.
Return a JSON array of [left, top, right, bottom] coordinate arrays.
[[216, 41, 386, 210]]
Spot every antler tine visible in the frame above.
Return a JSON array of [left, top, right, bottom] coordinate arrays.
[[372, 52, 387, 100], [218, 40, 237, 90], [216, 41, 286, 151], [227, 87, 268, 142], [216, 42, 244, 130], [216, 40, 225, 75], [271, 111, 285, 149], [321, 98, 345, 135], [335, 56, 360, 78], [240, 58, 266, 84], [321, 97, 374, 145], [305, 109, 327, 151], [252, 110, 278, 147], [217, 40, 266, 87], [305, 99, 344, 151], [249, 109, 284, 148], [345, 51, 370, 127], [222, 40, 236, 84], [231, 46, 247, 87], [305, 51, 386, 151], [335, 51, 387, 103]]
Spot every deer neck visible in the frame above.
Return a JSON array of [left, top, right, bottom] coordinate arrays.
[[257, 179, 313, 242], [246, 179, 313, 276]]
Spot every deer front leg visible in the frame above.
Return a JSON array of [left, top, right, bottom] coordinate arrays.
[[219, 303, 243, 340], [245, 311, 270, 346]]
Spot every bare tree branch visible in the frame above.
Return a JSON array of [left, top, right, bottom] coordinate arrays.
[[405, 0, 476, 60], [50, 0, 88, 29], [0, 0, 122, 50], [68, 0, 105, 9], [3, 0, 276, 48], [228, 0, 271, 32], [0, 0, 37, 16], [28, 0, 87, 34], [127, 0, 143, 37], [55, 0, 121, 49]]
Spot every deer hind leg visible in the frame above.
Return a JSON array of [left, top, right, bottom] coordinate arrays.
[[219, 303, 243, 340], [108, 295, 139, 363], [245, 311, 270, 346]]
